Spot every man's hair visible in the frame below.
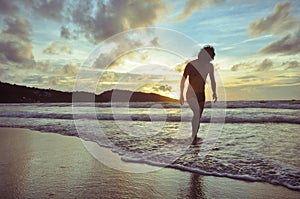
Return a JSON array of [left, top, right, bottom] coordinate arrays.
[[198, 45, 215, 60]]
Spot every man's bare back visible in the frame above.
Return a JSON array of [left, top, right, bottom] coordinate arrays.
[[184, 60, 213, 102]]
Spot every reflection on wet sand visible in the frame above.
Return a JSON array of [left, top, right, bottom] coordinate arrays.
[[1, 128, 299, 199], [0, 129, 31, 198], [189, 173, 206, 199], [188, 142, 206, 199]]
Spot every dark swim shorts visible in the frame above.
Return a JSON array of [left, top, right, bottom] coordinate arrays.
[[186, 90, 205, 104], [195, 92, 205, 103]]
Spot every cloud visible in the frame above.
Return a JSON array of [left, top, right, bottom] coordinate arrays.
[[0, 0, 19, 15], [60, 26, 71, 39], [61, 63, 79, 76], [256, 58, 273, 71], [47, 76, 59, 86], [237, 75, 257, 80], [2, 16, 31, 42], [152, 84, 174, 93], [0, 16, 34, 66], [92, 32, 160, 70], [150, 37, 160, 47], [272, 75, 300, 86], [231, 63, 245, 72], [176, 0, 226, 22], [258, 30, 300, 55], [176, 0, 205, 22], [230, 61, 253, 72], [20, 61, 79, 89], [71, 0, 167, 43], [0, 0, 65, 22], [23, 75, 44, 84], [100, 72, 116, 82], [173, 60, 189, 73], [43, 40, 72, 55], [0, 1, 167, 45], [283, 61, 300, 70], [230, 59, 273, 72], [249, 2, 300, 55], [248, 2, 296, 37], [225, 84, 300, 100], [0, 41, 33, 64], [0, 15, 78, 89], [35, 60, 51, 72], [23, 0, 64, 21], [233, 75, 258, 84]]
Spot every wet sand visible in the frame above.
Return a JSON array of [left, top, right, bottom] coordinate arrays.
[[0, 127, 299, 199]]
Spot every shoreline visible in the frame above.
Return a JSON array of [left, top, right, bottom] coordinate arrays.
[[0, 127, 299, 198], [2, 126, 300, 191], [122, 154, 300, 192]]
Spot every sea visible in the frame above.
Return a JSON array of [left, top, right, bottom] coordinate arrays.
[[0, 100, 299, 191]]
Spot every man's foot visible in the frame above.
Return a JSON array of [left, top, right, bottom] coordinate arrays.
[[191, 137, 198, 145], [191, 137, 203, 145]]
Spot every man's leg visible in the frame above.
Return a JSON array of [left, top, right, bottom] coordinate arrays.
[[197, 101, 205, 136], [187, 98, 203, 143]]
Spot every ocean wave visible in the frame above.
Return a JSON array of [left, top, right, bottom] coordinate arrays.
[[0, 113, 299, 124], [0, 100, 299, 109], [120, 149, 300, 191], [223, 100, 300, 110]]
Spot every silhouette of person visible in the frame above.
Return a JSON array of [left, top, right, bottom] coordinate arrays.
[[180, 45, 217, 144]]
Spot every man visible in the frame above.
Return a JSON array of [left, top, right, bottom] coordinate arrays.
[[180, 45, 217, 144]]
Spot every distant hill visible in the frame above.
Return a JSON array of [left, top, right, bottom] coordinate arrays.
[[0, 82, 177, 103]]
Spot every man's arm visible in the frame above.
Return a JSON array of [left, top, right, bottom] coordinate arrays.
[[180, 64, 189, 105], [209, 64, 217, 102], [180, 76, 186, 105]]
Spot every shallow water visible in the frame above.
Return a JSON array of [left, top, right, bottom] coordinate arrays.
[[0, 101, 299, 190]]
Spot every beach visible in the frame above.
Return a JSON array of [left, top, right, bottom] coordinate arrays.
[[0, 127, 299, 199], [0, 0, 299, 198]]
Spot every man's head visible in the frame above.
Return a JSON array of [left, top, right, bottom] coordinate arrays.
[[198, 45, 215, 61]]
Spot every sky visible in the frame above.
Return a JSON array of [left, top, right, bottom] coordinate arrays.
[[0, 0, 299, 101]]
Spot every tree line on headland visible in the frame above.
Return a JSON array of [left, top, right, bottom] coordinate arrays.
[[0, 82, 177, 103]]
